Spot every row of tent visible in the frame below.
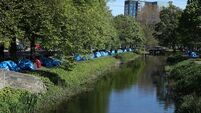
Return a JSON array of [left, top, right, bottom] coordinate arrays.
[[74, 48, 134, 61], [0, 48, 135, 72], [0, 57, 61, 72]]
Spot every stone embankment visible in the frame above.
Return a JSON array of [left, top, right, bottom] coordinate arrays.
[[0, 70, 46, 93]]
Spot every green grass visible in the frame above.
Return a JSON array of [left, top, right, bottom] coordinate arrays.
[[115, 52, 139, 63], [35, 53, 138, 112], [31, 52, 138, 89], [31, 57, 118, 88], [0, 53, 138, 113]]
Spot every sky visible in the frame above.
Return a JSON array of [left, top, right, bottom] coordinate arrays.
[[107, 0, 188, 16]]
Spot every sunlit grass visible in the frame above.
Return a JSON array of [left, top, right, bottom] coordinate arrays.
[[0, 53, 139, 113]]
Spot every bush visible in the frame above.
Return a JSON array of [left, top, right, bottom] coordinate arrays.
[[176, 94, 201, 113], [170, 61, 201, 97], [0, 88, 37, 113], [169, 60, 201, 113], [167, 55, 188, 65]]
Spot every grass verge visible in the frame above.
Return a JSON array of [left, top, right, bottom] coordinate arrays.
[[0, 52, 138, 113]]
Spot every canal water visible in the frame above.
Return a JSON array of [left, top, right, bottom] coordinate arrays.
[[56, 56, 175, 113]]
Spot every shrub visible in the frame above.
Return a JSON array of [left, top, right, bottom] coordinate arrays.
[[176, 94, 201, 113], [169, 60, 201, 113], [0, 88, 37, 113], [167, 55, 188, 65]]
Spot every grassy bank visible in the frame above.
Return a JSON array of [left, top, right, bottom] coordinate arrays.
[[167, 59, 201, 113], [115, 53, 138, 63], [0, 52, 138, 113]]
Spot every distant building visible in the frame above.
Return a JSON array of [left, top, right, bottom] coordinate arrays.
[[144, 1, 158, 6], [124, 0, 160, 25], [124, 0, 140, 18]]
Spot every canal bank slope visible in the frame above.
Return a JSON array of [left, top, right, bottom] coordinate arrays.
[[166, 56, 201, 113], [0, 53, 139, 113]]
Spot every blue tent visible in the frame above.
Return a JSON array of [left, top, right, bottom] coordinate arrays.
[[190, 52, 198, 58], [0, 62, 9, 71], [123, 49, 127, 52], [117, 49, 123, 54], [74, 54, 82, 61], [90, 54, 95, 59], [74, 54, 87, 61], [94, 52, 102, 58], [110, 50, 116, 55], [100, 51, 109, 57], [81, 56, 87, 61], [41, 57, 61, 67], [18, 59, 35, 71], [51, 58, 62, 66], [128, 48, 132, 52], [105, 51, 109, 56], [0, 61, 20, 71], [100, 51, 105, 57]]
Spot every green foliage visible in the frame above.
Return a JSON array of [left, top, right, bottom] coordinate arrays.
[[64, 0, 119, 52], [0, 87, 37, 113], [155, 0, 201, 50], [38, 0, 120, 54], [0, 0, 146, 112], [0, 53, 138, 113], [0, 0, 121, 58], [154, 3, 182, 49], [169, 60, 201, 113], [166, 55, 188, 65], [0, 0, 24, 50], [143, 25, 158, 47], [114, 15, 146, 48], [176, 94, 201, 113], [0, 0, 23, 38], [178, 0, 201, 49]]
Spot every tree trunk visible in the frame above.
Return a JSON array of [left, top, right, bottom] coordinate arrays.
[[30, 36, 36, 60], [0, 43, 4, 61], [9, 37, 17, 59]]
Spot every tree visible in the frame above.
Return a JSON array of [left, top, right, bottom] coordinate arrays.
[[61, 0, 119, 54], [114, 15, 145, 48], [137, 2, 160, 48], [18, 0, 57, 58], [0, 0, 24, 59], [0, 0, 60, 59], [138, 2, 160, 28], [154, 2, 182, 50], [0, 0, 120, 60], [179, 0, 201, 50]]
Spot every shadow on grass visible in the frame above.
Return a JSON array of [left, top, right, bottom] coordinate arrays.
[[29, 70, 67, 87]]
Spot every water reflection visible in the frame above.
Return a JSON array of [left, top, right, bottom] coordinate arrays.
[[55, 56, 175, 113]]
